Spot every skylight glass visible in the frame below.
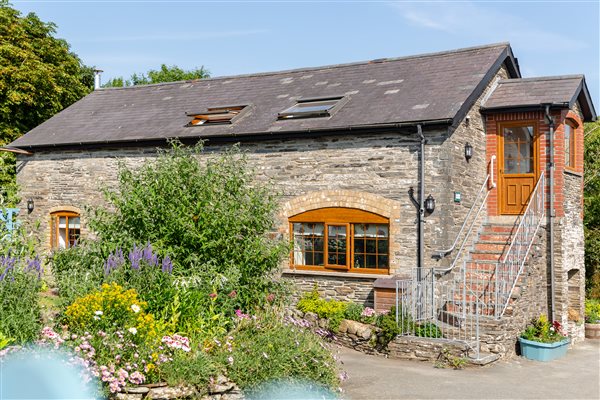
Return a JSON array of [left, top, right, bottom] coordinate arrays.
[[278, 97, 344, 119], [188, 105, 246, 126]]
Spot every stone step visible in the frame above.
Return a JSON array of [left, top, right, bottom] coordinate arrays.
[[479, 233, 512, 242], [470, 251, 503, 262], [466, 262, 498, 272], [474, 242, 508, 252], [481, 224, 515, 234]]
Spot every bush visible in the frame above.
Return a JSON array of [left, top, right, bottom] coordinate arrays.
[[344, 302, 364, 321], [87, 142, 288, 311], [415, 322, 443, 338], [521, 315, 567, 343], [162, 350, 217, 388], [0, 255, 43, 343], [376, 306, 401, 345], [297, 288, 347, 331], [585, 299, 600, 323], [214, 311, 339, 393]]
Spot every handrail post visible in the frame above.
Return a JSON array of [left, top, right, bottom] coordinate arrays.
[[495, 262, 500, 318]]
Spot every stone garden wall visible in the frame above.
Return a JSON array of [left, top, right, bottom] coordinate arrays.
[[114, 376, 243, 400]]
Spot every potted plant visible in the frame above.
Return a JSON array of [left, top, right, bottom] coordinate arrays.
[[518, 315, 569, 361], [585, 299, 600, 339]]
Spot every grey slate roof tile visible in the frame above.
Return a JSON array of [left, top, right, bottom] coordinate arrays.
[[12, 43, 513, 148]]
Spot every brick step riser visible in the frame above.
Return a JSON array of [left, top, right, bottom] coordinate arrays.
[[475, 243, 508, 252], [470, 253, 503, 262], [479, 234, 512, 242]]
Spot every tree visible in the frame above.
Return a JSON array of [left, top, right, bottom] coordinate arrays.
[[103, 64, 209, 88], [0, 1, 94, 205], [584, 120, 600, 298]]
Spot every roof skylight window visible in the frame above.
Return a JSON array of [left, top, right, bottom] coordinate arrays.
[[278, 96, 346, 120], [187, 105, 247, 126]]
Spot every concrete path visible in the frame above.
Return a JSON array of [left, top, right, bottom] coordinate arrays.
[[339, 340, 600, 399]]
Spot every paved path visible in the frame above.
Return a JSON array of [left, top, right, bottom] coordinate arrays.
[[339, 340, 600, 399]]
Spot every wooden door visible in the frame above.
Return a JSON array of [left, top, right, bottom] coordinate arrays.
[[498, 122, 538, 215]]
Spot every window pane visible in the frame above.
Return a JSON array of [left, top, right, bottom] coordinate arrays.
[[327, 225, 347, 266], [366, 255, 377, 268], [292, 222, 324, 266], [355, 239, 365, 253], [70, 217, 81, 229], [58, 217, 67, 229], [366, 239, 377, 254], [377, 239, 389, 254], [354, 254, 365, 269], [565, 124, 572, 167], [378, 255, 389, 268]]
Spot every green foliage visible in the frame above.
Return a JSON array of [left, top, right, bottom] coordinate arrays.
[[103, 64, 209, 88], [521, 314, 567, 343], [414, 322, 443, 338], [0, 255, 43, 344], [585, 299, 600, 323], [584, 120, 600, 298], [162, 350, 217, 388], [297, 287, 347, 331], [0, 1, 93, 205], [214, 311, 339, 393], [86, 142, 287, 310], [375, 306, 401, 345], [434, 348, 467, 370], [344, 302, 364, 321], [0, 331, 13, 349]]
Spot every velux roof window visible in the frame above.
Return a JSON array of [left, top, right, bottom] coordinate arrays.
[[187, 105, 247, 126], [278, 96, 346, 120]]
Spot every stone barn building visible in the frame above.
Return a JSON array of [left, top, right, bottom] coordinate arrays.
[[5, 42, 596, 358]]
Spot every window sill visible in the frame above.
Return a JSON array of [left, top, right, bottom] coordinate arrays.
[[564, 169, 582, 178], [282, 268, 387, 280]]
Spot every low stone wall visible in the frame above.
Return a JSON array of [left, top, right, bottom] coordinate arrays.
[[295, 309, 469, 363], [114, 376, 243, 400]]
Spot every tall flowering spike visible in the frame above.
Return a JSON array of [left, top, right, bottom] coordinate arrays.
[[25, 256, 43, 279], [0, 256, 16, 282], [129, 244, 142, 270], [161, 255, 173, 274], [104, 248, 126, 275], [141, 242, 159, 267]]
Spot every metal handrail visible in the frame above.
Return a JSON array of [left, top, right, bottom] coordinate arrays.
[[496, 172, 545, 317], [433, 176, 490, 260], [433, 156, 496, 260]]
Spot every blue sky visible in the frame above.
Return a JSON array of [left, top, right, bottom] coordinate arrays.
[[11, 1, 600, 107]]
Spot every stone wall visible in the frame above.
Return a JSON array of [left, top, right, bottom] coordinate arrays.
[[16, 65, 510, 303], [557, 172, 586, 340]]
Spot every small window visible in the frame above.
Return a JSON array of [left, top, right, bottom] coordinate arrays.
[[278, 96, 345, 120], [50, 211, 80, 249], [289, 207, 389, 273], [565, 122, 576, 169], [187, 105, 247, 126]]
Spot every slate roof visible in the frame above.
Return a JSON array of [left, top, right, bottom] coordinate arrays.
[[482, 75, 596, 120], [10, 43, 519, 149]]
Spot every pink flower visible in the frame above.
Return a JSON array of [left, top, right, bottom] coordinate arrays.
[[227, 356, 234, 365], [235, 309, 250, 319], [361, 307, 375, 317], [228, 290, 237, 298], [129, 371, 145, 385], [209, 292, 217, 299], [266, 293, 275, 302]]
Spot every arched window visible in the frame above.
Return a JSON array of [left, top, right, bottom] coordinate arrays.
[[50, 211, 80, 249], [289, 207, 389, 273]]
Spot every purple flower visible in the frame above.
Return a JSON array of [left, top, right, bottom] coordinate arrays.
[[128, 244, 142, 270], [25, 256, 43, 278], [142, 242, 159, 267], [0, 256, 17, 282], [161, 255, 173, 274], [104, 248, 125, 275]]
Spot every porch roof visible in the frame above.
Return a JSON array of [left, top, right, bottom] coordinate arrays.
[[481, 75, 596, 121]]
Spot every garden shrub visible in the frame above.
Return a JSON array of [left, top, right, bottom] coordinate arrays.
[[0, 254, 43, 343], [521, 315, 567, 343], [585, 299, 600, 323], [86, 142, 288, 312], [344, 302, 364, 321], [214, 311, 339, 393], [376, 306, 402, 346], [162, 350, 217, 388], [415, 322, 443, 338], [297, 288, 347, 331]]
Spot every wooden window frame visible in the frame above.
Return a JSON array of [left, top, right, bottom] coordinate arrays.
[[50, 211, 81, 249], [289, 207, 390, 274], [565, 120, 576, 171]]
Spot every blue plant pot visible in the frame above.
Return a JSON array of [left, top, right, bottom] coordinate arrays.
[[518, 337, 570, 362]]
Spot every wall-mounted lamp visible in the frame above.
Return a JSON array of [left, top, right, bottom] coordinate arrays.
[[464, 142, 473, 162], [27, 198, 34, 213], [425, 194, 436, 214]]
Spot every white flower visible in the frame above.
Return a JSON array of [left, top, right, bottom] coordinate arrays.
[[93, 316, 100, 321], [131, 304, 140, 313], [128, 327, 137, 335], [94, 310, 103, 316]]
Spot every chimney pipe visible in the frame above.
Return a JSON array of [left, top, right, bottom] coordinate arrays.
[[93, 69, 103, 90]]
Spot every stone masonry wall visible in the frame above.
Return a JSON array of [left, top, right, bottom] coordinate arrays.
[[558, 172, 585, 340], [16, 63, 504, 303]]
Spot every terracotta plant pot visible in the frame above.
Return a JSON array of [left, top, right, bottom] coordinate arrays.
[[585, 323, 600, 339]]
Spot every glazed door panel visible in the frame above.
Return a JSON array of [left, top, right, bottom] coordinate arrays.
[[499, 123, 538, 215]]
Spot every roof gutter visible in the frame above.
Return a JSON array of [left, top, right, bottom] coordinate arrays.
[[12, 118, 454, 151]]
